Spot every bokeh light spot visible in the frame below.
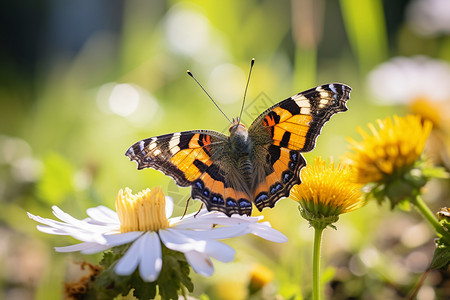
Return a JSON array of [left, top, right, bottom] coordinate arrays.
[[165, 5, 211, 56], [208, 64, 245, 105], [108, 83, 140, 117]]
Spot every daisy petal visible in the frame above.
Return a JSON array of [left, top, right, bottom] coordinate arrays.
[[55, 242, 106, 253], [81, 244, 112, 254], [159, 228, 200, 252], [139, 232, 162, 282], [86, 206, 119, 224], [35, 225, 73, 235], [160, 229, 235, 262], [103, 231, 142, 247], [203, 240, 235, 262], [248, 223, 288, 243], [171, 212, 258, 229], [115, 235, 143, 276], [29, 208, 116, 239], [184, 251, 214, 276], [33, 220, 107, 244], [165, 197, 174, 219], [170, 218, 214, 230], [28, 212, 73, 230], [51, 206, 87, 226], [173, 224, 249, 240]]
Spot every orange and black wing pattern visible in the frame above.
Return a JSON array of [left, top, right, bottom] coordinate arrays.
[[125, 130, 253, 216], [248, 83, 351, 211]]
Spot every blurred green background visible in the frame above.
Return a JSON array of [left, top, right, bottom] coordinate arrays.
[[1, 0, 449, 299]]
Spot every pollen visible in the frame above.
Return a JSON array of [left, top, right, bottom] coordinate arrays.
[[116, 187, 169, 233]]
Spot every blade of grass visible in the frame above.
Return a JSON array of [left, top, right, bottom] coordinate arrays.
[[339, 0, 388, 74]]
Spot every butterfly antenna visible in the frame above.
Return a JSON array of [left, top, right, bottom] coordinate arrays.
[[187, 70, 232, 124], [238, 58, 255, 123]]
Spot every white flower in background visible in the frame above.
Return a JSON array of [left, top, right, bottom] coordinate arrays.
[[406, 0, 450, 37], [28, 187, 287, 282], [367, 56, 450, 105]]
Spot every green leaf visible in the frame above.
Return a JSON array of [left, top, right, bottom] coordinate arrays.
[[430, 239, 450, 270], [132, 276, 157, 300], [156, 246, 193, 299], [92, 251, 132, 299]]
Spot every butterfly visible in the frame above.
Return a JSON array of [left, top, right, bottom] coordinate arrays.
[[126, 83, 351, 216]]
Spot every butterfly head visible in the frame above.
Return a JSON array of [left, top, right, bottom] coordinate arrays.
[[229, 118, 247, 135], [228, 118, 250, 155]]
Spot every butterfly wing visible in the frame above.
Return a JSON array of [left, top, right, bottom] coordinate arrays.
[[248, 83, 351, 211], [125, 130, 253, 216]]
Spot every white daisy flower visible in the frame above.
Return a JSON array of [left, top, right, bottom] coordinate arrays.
[[367, 56, 450, 105], [406, 0, 450, 37], [28, 187, 287, 282]]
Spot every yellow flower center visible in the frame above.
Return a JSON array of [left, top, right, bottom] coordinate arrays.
[[115, 187, 169, 233]]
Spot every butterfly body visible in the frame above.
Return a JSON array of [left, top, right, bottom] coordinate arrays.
[[126, 83, 351, 216]]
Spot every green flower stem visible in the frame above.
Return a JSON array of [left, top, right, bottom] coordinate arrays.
[[313, 227, 324, 300], [413, 195, 450, 242]]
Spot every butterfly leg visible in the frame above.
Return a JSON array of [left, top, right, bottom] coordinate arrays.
[[181, 196, 192, 219], [194, 203, 204, 218]]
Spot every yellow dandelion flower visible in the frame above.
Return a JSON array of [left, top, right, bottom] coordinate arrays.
[[248, 263, 274, 294], [346, 115, 432, 184], [410, 97, 442, 129], [290, 157, 363, 229]]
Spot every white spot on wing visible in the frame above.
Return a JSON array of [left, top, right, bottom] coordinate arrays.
[[319, 91, 329, 98], [146, 137, 157, 151], [329, 84, 337, 93], [292, 94, 307, 101], [168, 133, 181, 154], [294, 99, 310, 107], [139, 140, 145, 151], [153, 149, 162, 156], [300, 107, 311, 115]]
